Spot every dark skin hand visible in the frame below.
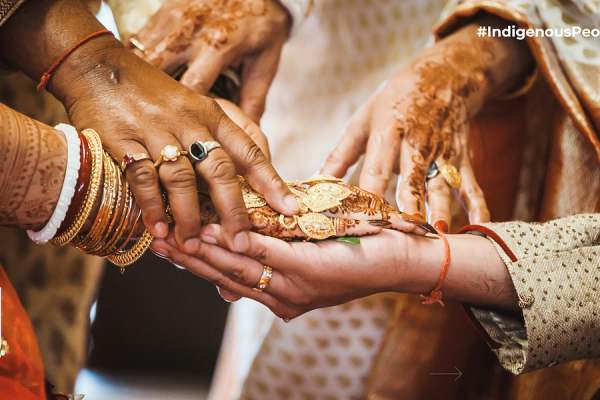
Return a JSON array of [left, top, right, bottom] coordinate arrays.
[[0, 0, 300, 254]]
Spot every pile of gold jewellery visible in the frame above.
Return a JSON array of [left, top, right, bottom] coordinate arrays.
[[51, 129, 153, 271], [239, 175, 351, 240]]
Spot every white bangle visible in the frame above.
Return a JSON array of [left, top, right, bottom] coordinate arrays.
[[27, 124, 81, 244], [278, 0, 313, 37]]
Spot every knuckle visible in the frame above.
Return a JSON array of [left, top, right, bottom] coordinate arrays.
[[160, 164, 197, 190], [212, 274, 232, 290], [240, 140, 268, 170], [464, 184, 484, 199], [130, 163, 158, 188], [204, 154, 237, 183], [223, 201, 249, 224], [225, 266, 248, 284], [363, 164, 384, 177]]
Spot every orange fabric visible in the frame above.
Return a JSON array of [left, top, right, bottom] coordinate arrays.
[[0, 264, 45, 400]]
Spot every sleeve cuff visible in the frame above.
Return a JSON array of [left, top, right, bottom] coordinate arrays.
[[277, 0, 313, 37]]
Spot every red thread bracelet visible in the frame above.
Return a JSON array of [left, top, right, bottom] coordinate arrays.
[[37, 30, 113, 91], [421, 230, 450, 306]]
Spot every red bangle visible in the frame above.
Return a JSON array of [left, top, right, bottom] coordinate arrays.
[[421, 231, 450, 306], [56, 130, 91, 236], [37, 30, 113, 91]]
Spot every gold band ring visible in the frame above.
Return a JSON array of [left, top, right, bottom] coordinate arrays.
[[128, 36, 146, 54], [253, 265, 273, 292], [154, 145, 188, 168], [121, 153, 151, 172]]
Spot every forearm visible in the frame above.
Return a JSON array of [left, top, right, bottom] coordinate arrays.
[[0, 0, 125, 103], [385, 233, 519, 312], [0, 104, 67, 230]]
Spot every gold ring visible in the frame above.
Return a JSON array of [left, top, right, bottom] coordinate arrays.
[[253, 265, 273, 292], [439, 165, 461, 189], [128, 36, 146, 54], [121, 152, 151, 172], [154, 145, 188, 168]]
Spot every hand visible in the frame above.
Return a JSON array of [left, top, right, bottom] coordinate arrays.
[[188, 178, 433, 241], [153, 177, 437, 304], [51, 38, 300, 255], [322, 21, 534, 232], [134, 0, 290, 122], [152, 225, 517, 319], [0, 0, 300, 254], [213, 98, 271, 160]]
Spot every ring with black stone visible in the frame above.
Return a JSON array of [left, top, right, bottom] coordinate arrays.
[[189, 140, 221, 162], [426, 162, 440, 180]]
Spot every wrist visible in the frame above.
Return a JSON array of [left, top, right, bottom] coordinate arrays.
[[48, 35, 127, 108], [387, 233, 447, 296]]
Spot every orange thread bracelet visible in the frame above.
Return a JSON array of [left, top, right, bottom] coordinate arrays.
[[421, 230, 450, 306], [37, 30, 113, 91]]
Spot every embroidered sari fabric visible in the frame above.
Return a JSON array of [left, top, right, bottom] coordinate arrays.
[[0, 264, 46, 400]]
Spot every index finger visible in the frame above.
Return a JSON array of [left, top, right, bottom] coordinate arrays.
[[212, 115, 300, 217]]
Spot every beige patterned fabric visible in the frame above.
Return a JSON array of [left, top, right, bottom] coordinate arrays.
[[240, 294, 397, 400], [465, 214, 600, 375], [209, 1, 449, 399]]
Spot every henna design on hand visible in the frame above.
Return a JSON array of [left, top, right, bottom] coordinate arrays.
[[145, 0, 268, 68], [394, 39, 496, 210], [0, 105, 67, 230]]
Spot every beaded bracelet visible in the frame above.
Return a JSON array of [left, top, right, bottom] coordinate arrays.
[[27, 124, 81, 244]]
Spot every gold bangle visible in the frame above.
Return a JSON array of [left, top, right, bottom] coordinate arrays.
[[51, 128, 103, 246], [73, 151, 116, 251], [98, 176, 132, 256], [107, 229, 154, 268]]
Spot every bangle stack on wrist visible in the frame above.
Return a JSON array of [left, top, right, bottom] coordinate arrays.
[[33, 126, 153, 271]]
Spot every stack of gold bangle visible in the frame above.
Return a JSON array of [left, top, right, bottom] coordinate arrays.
[[50, 128, 153, 271]]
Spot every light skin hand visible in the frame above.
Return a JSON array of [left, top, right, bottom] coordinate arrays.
[[321, 17, 535, 232], [151, 225, 519, 320], [135, 0, 290, 123], [0, 0, 299, 254]]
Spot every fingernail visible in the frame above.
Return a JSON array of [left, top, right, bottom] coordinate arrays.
[[201, 235, 218, 245], [420, 223, 438, 235], [367, 220, 392, 226], [183, 238, 199, 254], [154, 222, 168, 238], [233, 231, 250, 252], [284, 195, 300, 213], [400, 213, 427, 225], [434, 220, 449, 234], [412, 213, 425, 220]]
